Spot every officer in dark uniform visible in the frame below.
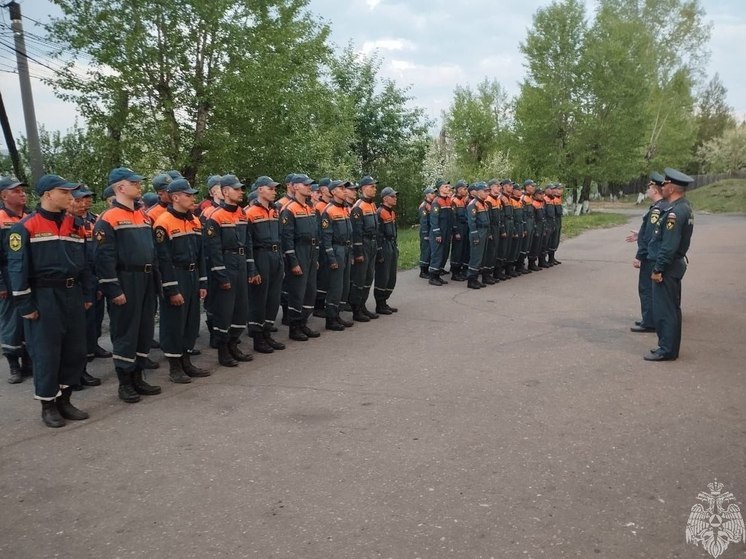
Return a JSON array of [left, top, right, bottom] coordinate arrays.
[[95, 167, 162, 403], [418, 187, 435, 278], [313, 178, 332, 318], [350, 176, 380, 317], [508, 181, 525, 275], [520, 180, 536, 274], [644, 168, 694, 361], [497, 179, 515, 277], [280, 174, 321, 340], [69, 186, 103, 388], [153, 178, 211, 382], [374, 186, 399, 314], [0, 176, 32, 384], [278, 174, 297, 325], [549, 183, 564, 265], [630, 172, 665, 333], [530, 188, 547, 270], [245, 176, 286, 352], [466, 182, 490, 289], [484, 179, 502, 284], [449, 180, 468, 281], [204, 174, 256, 365], [320, 180, 355, 330], [542, 184, 557, 268], [428, 179, 455, 286], [8, 174, 93, 427]]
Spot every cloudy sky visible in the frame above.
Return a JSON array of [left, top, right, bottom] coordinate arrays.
[[1, 0, 745, 143]]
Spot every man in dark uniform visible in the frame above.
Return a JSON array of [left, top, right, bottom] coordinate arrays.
[[245, 176, 286, 352], [644, 168, 694, 362], [313, 178, 333, 318], [548, 183, 564, 265], [350, 176, 380, 317], [542, 184, 557, 268], [374, 186, 399, 315], [0, 176, 32, 384], [153, 178, 211, 382], [8, 174, 93, 427], [95, 167, 162, 403], [278, 174, 297, 325], [449, 180, 468, 281], [498, 179, 515, 278], [418, 186, 435, 278], [529, 187, 547, 271], [484, 179, 502, 284], [280, 174, 321, 340], [629, 172, 665, 333], [146, 173, 173, 224], [519, 180, 536, 274], [196, 175, 223, 217], [428, 179, 454, 286], [466, 182, 490, 289], [320, 180, 355, 331], [508, 181, 526, 275], [204, 174, 256, 365]]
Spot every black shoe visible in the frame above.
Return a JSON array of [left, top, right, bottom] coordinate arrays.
[[419, 270, 429, 279], [437, 274, 449, 285], [264, 331, 286, 350], [644, 352, 674, 361], [352, 308, 370, 322], [7, 357, 23, 384], [467, 278, 482, 289], [362, 307, 379, 320], [94, 344, 112, 358], [312, 308, 326, 318], [538, 260, 550, 269], [186, 348, 201, 356], [133, 369, 162, 394], [80, 370, 102, 387], [337, 316, 354, 328], [57, 387, 89, 420], [41, 400, 66, 428], [326, 318, 345, 331], [150, 339, 160, 349], [635, 320, 642, 326], [528, 261, 540, 272], [482, 274, 496, 285], [375, 304, 393, 315], [167, 357, 192, 383], [116, 369, 141, 403], [289, 326, 309, 341], [181, 354, 211, 377], [228, 339, 253, 361], [143, 357, 160, 370], [300, 325, 321, 338], [630, 326, 656, 333], [386, 303, 398, 313], [253, 332, 275, 353], [218, 344, 239, 367], [429, 275, 444, 286]]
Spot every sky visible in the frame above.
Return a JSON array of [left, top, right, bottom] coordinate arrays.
[[1, 0, 745, 145]]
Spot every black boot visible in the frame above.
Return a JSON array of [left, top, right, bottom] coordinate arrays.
[[482, 273, 496, 285], [94, 344, 112, 358], [549, 252, 561, 265], [384, 301, 398, 312], [362, 306, 379, 319], [7, 356, 23, 384], [337, 315, 354, 327], [218, 343, 238, 367], [80, 369, 101, 387], [539, 256, 550, 268], [495, 266, 508, 281], [168, 357, 192, 383], [116, 368, 141, 403], [467, 277, 482, 289], [289, 325, 309, 341], [300, 324, 321, 338], [228, 338, 253, 361], [181, 354, 210, 377], [428, 272, 443, 286], [419, 265, 429, 279], [143, 356, 160, 369], [326, 317, 345, 331], [352, 306, 370, 322], [57, 387, 89, 420], [41, 399, 65, 428], [528, 259, 540, 271], [264, 331, 285, 350], [508, 264, 519, 277], [375, 302, 393, 315], [437, 271, 449, 284], [253, 332, 274, 353]]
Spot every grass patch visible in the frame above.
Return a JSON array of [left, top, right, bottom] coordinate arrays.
[[395, 212, 629, 270], [685, 179, 746, 213]]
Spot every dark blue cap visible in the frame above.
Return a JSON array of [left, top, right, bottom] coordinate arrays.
[[423, 186, 435, 195], [663, 167, 693, 187], [523, 179, 535, 187], [0, 176, 25, 190], [103, 185, 115, 199], [220, 174, 244, 188], [454, 179, 468, 189], [167, 178, 199, 194], [284, 174, 296, 184], [108, 167, 144, 186], [318, 177, 331, 188], [500, 179, 512, 186], [487, 179, 500, 187], [345, 181, 359, 190], [35, 174, 80, 195], [166, 170, 183, 180], [360, 176, 377, 187], [152, 173, 173, 192], [434, 178, 449, 188], [472, 182, 487, 191], [247, 190, 258, 202], [292, 174, 314, 185], [649, 172, 665, 185], [310, 182, 320, 192], [207, 175, 222, 188], [141, 192, 159, 208], [72, 187, 94, 198], [254, 176, 279, 189], [380, 187, 397, 198]]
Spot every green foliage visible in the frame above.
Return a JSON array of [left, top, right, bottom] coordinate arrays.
[[697, 125, 746, 173], [685, 179, 746, 213], [694, 74, 737, 158]]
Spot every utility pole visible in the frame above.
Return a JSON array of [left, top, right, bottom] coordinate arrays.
[[7, 1, 44, 183], [0, 90, 25, 180]]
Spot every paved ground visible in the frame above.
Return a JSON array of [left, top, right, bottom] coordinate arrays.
[[1, 212, 745, 559]]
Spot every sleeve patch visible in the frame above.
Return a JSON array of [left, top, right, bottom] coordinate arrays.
[[95, 230, 106, 245], [8, 232, 21, 251], [154, 227, 167, 244]]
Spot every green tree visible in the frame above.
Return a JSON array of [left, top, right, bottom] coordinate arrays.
[[697, 124, 746, 173], [694, 74, 736, 158]]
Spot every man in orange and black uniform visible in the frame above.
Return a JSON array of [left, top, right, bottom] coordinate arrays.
[[277, 174, 297, 325], [245, 176, 286, 353], [350, 176, 380, 317], [320, 180, 355, 331], [466, 182, 490, 289], [204, 174, 256, 366], [146, 173, 173, 224], [529, 188, 547, 270], [374, 187, 399, 314], [153, 178, 211, 383], [94, 167, 162, 404], [548, 183, 563, 265], [8, 174, 93, 427], [418, 187, 435, 278], [427, 179, 455, 286], [519, 180, 536, 274], [196, 175, 223, 218], [483, 179, 502, 284], [313, 177, 333, 318], [0, 176, 32, 384], [508, 181, 526, 275], [542, 184, 557, 268], [449, 180, 469, 282]]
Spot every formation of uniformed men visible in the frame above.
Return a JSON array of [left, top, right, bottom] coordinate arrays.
[[0, 169, 400, 427], [419, 178, 564, 290], [627, 167, 694, 362]]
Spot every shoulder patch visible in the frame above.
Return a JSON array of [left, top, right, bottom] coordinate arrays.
[[95, 230, 106, 245], [206, 226, 216, 237], [155, 227, 167, 244], [8, 232, 21, 251], [321, 218, 330, 229], [666, 220, 675, 230]]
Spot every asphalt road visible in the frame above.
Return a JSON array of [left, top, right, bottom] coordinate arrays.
[[1, 212, 745, 559]]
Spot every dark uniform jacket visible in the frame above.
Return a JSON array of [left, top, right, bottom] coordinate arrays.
[[280, 199, 318, 268], [153, 207, 207, 297], [350, 198, 378, 259], [204, 204, 254, 282], [418, 200, 431, 240], [245, 201, 281, 249], [321, 202, 353, 263], [649, 198, 694, 278], [0, 206, 28, 294], [635, 201, 662, 262]]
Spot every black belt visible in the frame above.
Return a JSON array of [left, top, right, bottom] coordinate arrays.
[[297, 239, 318, 246], [223, 248, 246, 255], [30, 277, 77, 288], [333, 241, 352, 246], [254, 244, 279, 252], [173, 262, 197, 271], [117, 264, 153, 273]]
